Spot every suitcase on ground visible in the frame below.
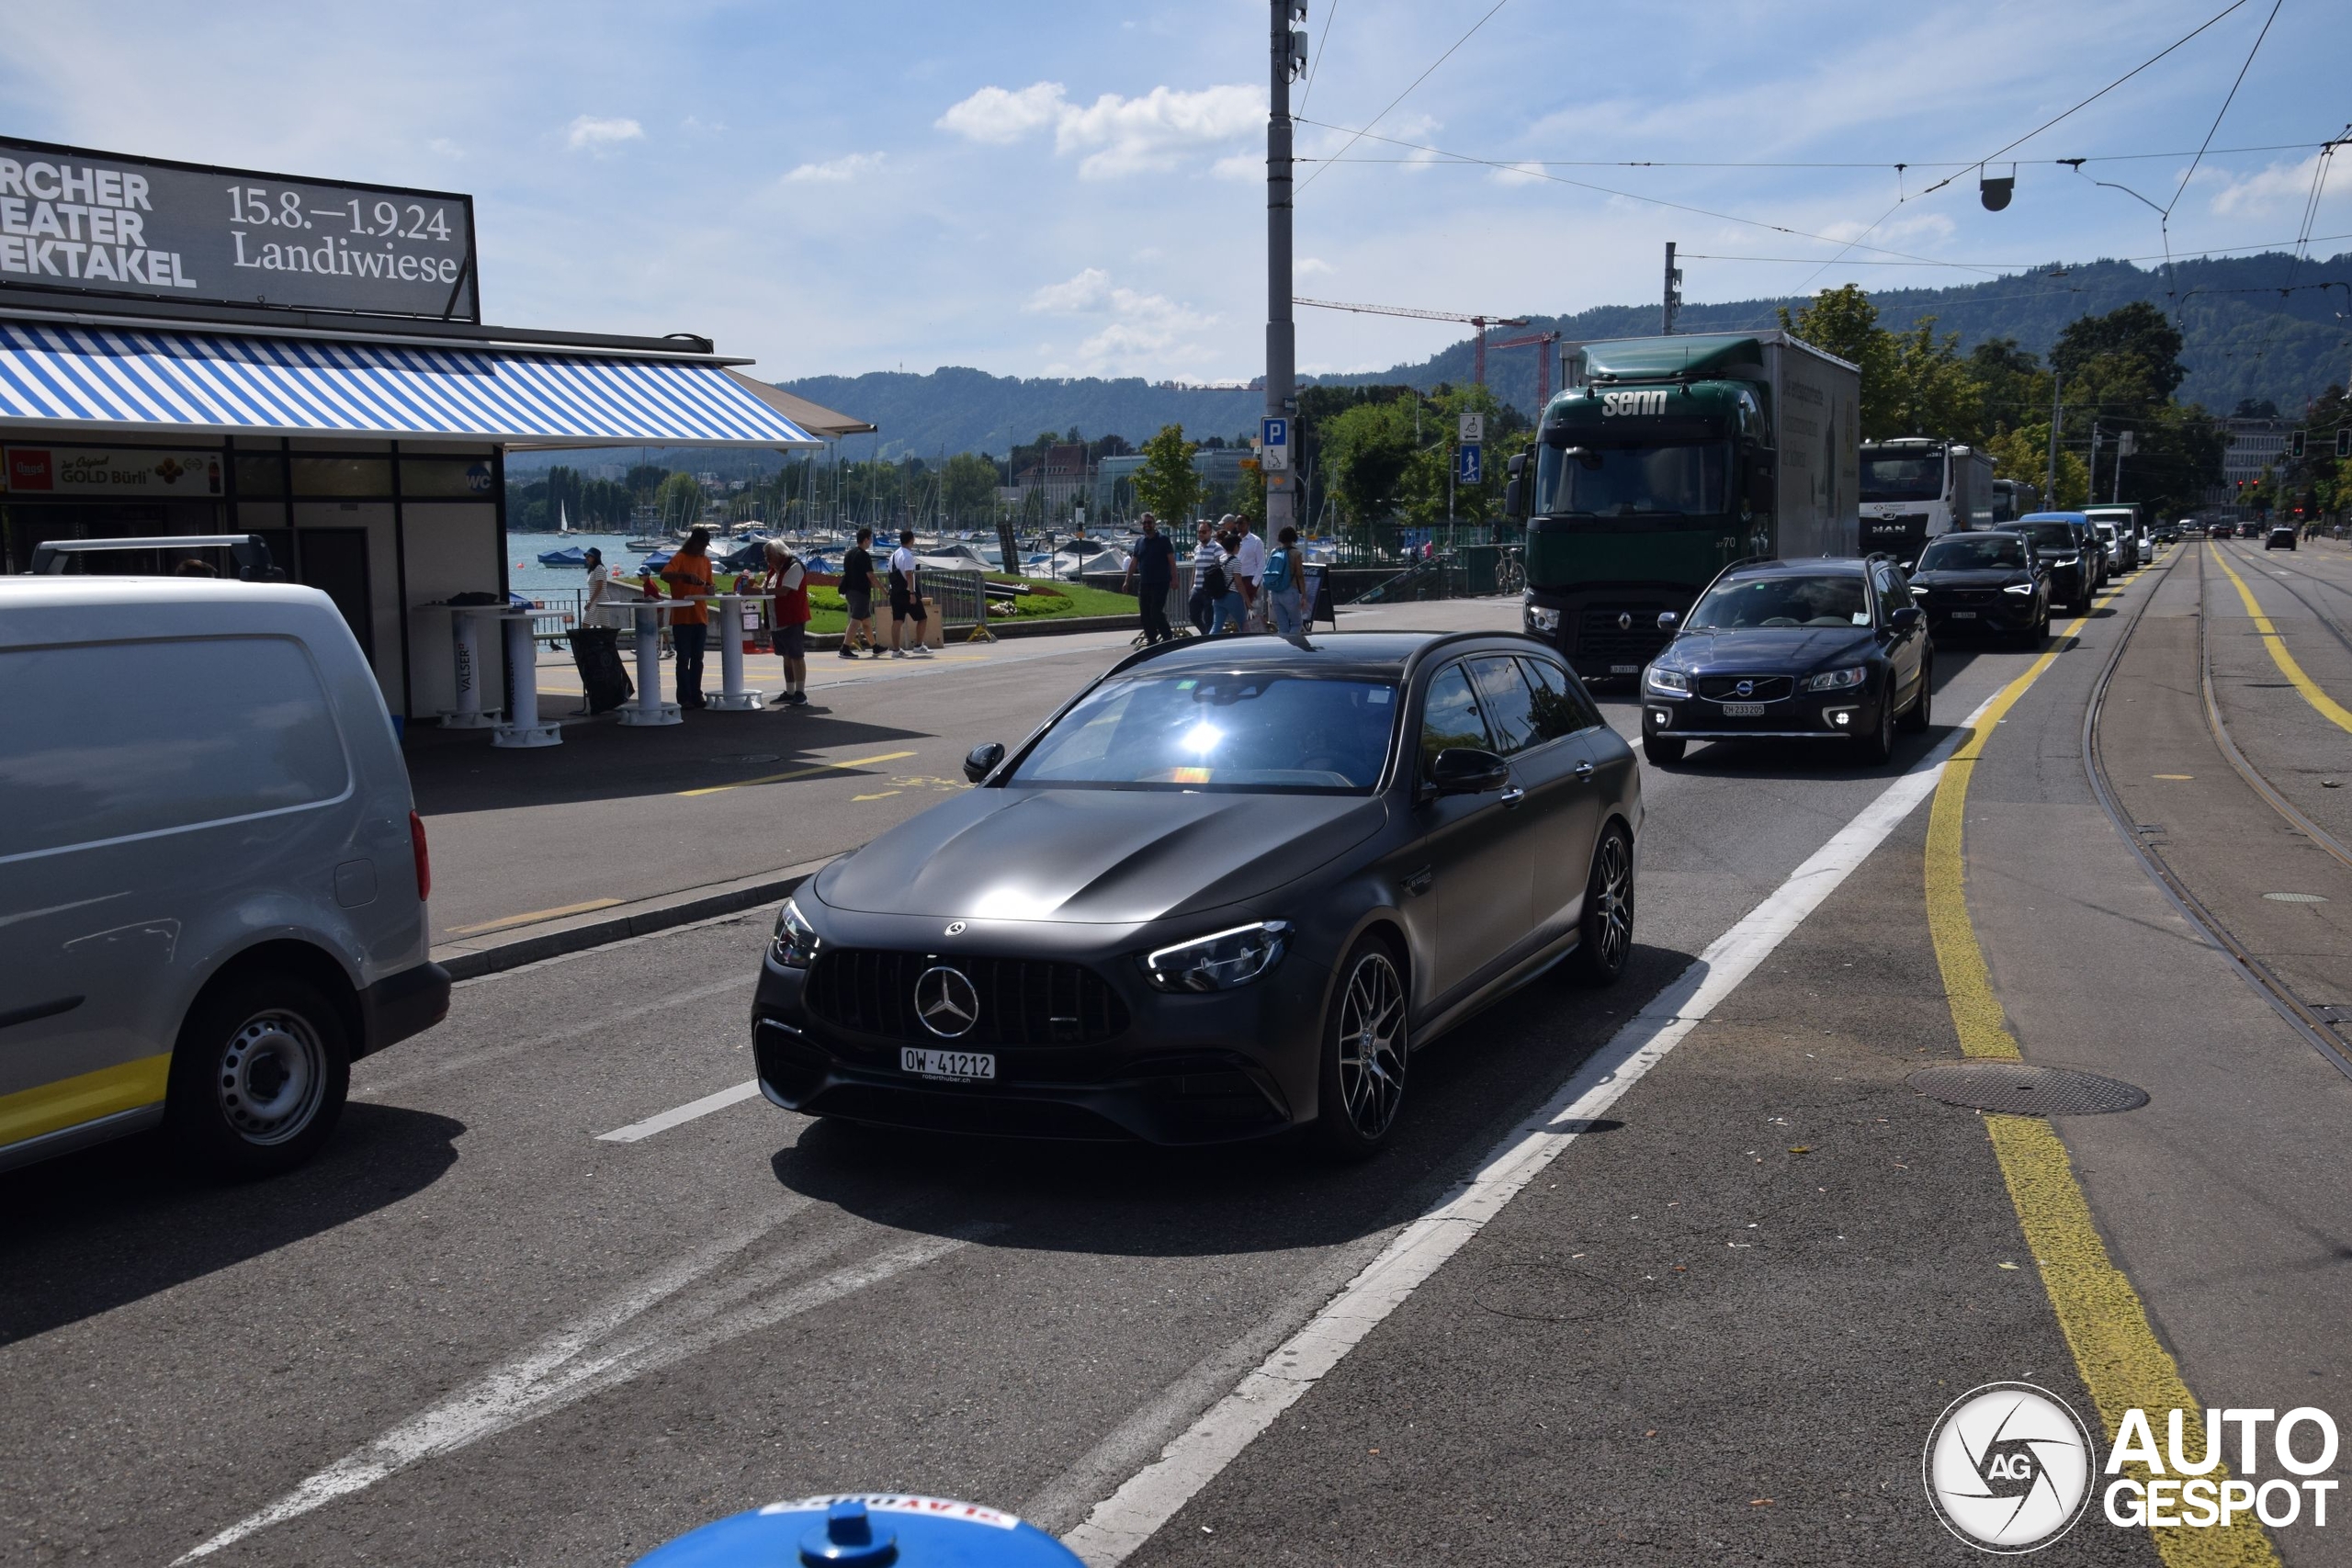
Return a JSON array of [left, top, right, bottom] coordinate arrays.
[[567, 626, 635, 714]]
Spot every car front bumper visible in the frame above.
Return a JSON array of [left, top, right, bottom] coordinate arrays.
[[1639, 682, 1892, 741], [750, 936, 1334, 1145], [1918, 593, 2040, 633]]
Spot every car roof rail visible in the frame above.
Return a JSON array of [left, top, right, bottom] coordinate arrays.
[[28, 533, 282, 581]]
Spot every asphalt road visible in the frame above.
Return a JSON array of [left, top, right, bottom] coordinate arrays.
[[6, 556, 2348, 1565]]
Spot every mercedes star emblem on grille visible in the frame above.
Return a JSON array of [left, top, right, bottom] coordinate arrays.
[[944, 920, 967, 936], [914, 965, 980, 1038], [1617, 612, 1634, 631]]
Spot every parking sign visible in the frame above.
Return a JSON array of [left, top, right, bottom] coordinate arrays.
[[1261, 416, 1290, 472]]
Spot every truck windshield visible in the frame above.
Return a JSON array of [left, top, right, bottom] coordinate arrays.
[[1860, 452, 1942, 502], [1534, 440, 1726, 518]]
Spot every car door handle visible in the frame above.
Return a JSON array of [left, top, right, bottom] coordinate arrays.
[[1498, 786, 1526, 807], [1403, 866, 1433, 896], [1572, 761, 1596, 781]]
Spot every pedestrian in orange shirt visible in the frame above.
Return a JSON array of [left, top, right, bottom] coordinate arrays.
[[660, 528, 715, 709]]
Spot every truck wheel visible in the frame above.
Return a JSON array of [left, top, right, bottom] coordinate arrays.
[[1313, 937, 1408, 1161], [1564, 826, 1634, 987], [1643, 734, 1686, 766], [167, 973, 350, 1178]]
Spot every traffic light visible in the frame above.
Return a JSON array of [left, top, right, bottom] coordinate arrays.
[[2290, 429, 2307, 459], [2337, 426, 2350, 458]]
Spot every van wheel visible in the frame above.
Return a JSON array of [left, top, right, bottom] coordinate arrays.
[[1643, 735, 1686, 765], [1313, 937, 1408, 1160], [167, 974, 350, 1177], [1565, 826, 1635, 987]]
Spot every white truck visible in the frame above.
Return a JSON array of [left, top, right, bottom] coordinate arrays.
[[1859, 438, 1996, 561]]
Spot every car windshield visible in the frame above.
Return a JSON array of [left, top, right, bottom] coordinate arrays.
[[2020, 524, 2079, 554], [1533, 439, 1726, 518], [1917, 536, 2029, 570], [1860, 451, 1943, 501], [1009, 671, 1397, 794], [1687, 574, 1871, 629]]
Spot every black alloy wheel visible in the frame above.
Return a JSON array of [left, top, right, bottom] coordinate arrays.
[[167, 973, 351, 1177], [1314, 936, 1408, 1159], [1857, 682, 1896, 765], [1565, 826, 1635, 987], [1899, 655, 1933, 733]]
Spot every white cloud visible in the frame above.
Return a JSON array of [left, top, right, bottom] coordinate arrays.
[[1022, 266, 1220, 373], [1211, 152, 1260, 182], [2207, 152, 2346, 219], [786, 151, 887, 184], [937, 82, 1067, 144], [1490, 161, 1545, 186], [1296, 256, 1335, 276], [427, 137, 465, 160], [937, 79, 1262, 179], [566, 115, 643, 152]]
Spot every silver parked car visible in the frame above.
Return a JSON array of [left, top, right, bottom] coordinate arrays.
[[0, 574, 448, 1176]]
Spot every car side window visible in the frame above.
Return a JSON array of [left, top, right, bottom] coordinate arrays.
[[1518, 656, 1599, 740], [1465, 657, 1541, 754], [1419, 662, 1493, 775], [1874, 564, 1904, 616]]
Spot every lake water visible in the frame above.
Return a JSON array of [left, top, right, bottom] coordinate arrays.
[[503, 532, 644, 596]]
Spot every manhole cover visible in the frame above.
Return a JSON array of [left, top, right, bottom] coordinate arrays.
[[1907, 1064, 2149, 1116], [2264, 891, 2329, 903], [716, 753, 782, 765]]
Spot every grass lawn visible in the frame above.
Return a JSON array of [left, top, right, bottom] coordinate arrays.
[[705, 574, 1137, 636]]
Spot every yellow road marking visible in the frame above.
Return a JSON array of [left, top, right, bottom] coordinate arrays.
[[677, 749, 919, 797], [0, 1053, 170, 1147], [851, 790, 903, 801], [447, 897, 625, 936], [2154, 773, 2194, 780], [2210, 545, 2352, 736], [1925, 611, 2278, 1565]]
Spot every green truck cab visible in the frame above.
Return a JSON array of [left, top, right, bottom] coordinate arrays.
[[1508, 332, 1861, 680]]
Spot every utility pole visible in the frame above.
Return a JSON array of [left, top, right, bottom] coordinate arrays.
[[1661, 242, 1682, 335], [2044, 369, 2062, 503], [2112, 430, 2133, 504], [1265, 1, 1306, 539], [2087, 423, 2101, 513]]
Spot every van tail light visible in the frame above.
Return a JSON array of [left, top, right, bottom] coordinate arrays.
[[409, 810, 432, 902]]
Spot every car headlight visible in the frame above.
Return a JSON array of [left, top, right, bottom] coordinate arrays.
[[771, 897, 821, 968], [1142, 920, 1290, 992], [1645, 665, 1690, 695], [1523, 598, 1561, 634], [1803, 665, 1869, 692], [2004, 582, 2034, 595]]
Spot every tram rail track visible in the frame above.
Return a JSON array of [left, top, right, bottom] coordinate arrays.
[[2216, 535, 2352, 667], [2081, 544, 2352, 1080]]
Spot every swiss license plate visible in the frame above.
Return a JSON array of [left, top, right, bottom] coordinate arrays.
[[1611, 663, 1641, 674], [1720, 702, 1766, 717], [1950, 610, 1977, 618], [901, 1046, 996, 1082]]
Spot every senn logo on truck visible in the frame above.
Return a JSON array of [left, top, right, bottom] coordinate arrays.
[[1601, 390, 1668, 416]]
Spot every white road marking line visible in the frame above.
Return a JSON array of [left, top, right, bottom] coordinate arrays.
[[1059, 694, 2000, 1567], [173, 1212, 1000, 1562], [595, 1079, 763, 1142]]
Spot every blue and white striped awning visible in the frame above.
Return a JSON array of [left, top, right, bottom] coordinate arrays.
[[0, 320, 820, 447]]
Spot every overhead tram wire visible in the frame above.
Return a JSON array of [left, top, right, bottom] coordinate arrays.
[[1295, 0, 1340, 115], [1294, 141, 2341, 172], [1676, 232, 2352, 270], [2146, 0, 2284, 320], [1295, 0, 1513, 196]]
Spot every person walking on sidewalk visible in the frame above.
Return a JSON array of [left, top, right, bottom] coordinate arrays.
[[888, 528, 932, 659], [1122, 513, 1177, 644], [1190, 521, 1227, 635], [660, 527, 716, 708], [1264, 525, 1306, 637], [1227, 513, 1266, 632], [765, 541, 812, 705], [1211, 518, 1247, 634], [839, 527, 877, 660]]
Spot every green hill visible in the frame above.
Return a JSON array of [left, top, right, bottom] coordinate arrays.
[[781, 251, 2348, 457]]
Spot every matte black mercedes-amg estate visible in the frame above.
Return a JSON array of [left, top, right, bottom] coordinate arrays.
[[751, 631, 1642, 1156]]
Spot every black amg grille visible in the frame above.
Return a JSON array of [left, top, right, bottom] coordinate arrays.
[[1696, 674, 1794, 702], [804, 949, 1131, 1046], [1575, 604, 1674, 666]]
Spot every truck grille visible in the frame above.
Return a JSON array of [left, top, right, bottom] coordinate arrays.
[[1575, 604, 1674, 666], [804, 949, 1130, 1046], [1696, 674, 1794, 702]]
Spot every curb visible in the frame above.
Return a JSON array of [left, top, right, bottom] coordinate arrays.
[[804, 612, 1140, 650], [432, 858, 834, 982]]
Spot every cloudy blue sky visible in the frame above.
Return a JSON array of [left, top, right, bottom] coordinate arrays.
[[2, 1, 2346, 383]]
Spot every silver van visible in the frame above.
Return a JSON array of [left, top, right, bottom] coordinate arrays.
[[0, 575, 448, 1176]]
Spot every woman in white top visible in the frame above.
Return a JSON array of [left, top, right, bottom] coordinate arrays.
[[582, 547, 612, 619]]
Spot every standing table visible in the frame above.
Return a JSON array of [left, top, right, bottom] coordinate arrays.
[[705, 593, 765, 712], [616, 598, 685, 727], [492, 611, 561, 748], [413, 603, 503, 728]]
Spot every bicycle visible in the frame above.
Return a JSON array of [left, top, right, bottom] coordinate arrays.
[[1495, 546, 1526, 597]]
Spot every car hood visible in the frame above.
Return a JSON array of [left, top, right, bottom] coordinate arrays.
[[1661, 626, 1877, 671], [1910, 568, 2030, 589], [815, 787, 1387, 924]]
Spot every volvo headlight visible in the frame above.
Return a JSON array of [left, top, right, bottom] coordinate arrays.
[[1524, 597, 1560, 634], [771, 897, 821, 968], [1803, 665, 1869, 692], [1645, 665, 1690, 695], [1142, 920, 1290, 992]]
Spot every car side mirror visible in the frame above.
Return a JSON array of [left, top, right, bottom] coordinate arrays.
[[963, 741, 1006, 784], [1898, 560, 1914, 573], [1429, 747, 1510, 795], [1656, 610, 1679, 633], [1888, 604, 1923, 633], [1745, 457, 1776, 513]]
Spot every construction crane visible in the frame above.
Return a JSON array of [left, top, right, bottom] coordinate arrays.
[[1483, 330, 1564, 410], [1294, 297, 1529, 386]]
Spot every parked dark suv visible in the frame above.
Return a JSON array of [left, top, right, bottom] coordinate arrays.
[[1905, 529, 2051, 645]]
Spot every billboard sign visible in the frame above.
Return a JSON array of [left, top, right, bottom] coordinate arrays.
[[0, 136, 478, 321], [4, 446, 224, 496]]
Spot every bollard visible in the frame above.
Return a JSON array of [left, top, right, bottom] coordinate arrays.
[[492, 612, 560, 748], [629, 1495, 1084, 1568]]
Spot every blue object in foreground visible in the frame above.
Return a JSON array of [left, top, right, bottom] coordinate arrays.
[[630, 1495, 1085, 1568]]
